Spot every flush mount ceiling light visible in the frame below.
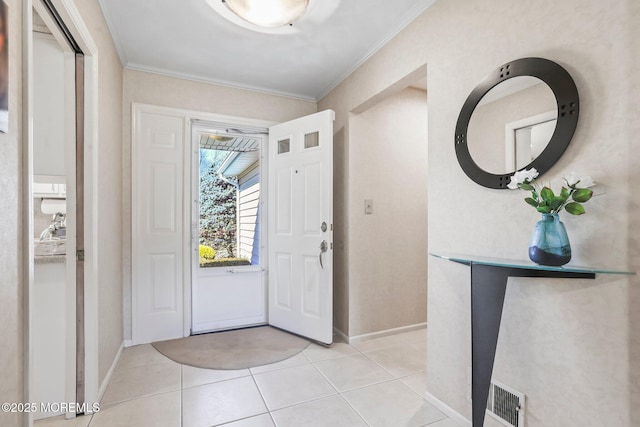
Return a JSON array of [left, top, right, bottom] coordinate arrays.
[[206, 0, 340, 35], [224, 0, 309, 28]]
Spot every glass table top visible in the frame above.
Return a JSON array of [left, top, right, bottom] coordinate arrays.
[[429, 252, 636, 276]]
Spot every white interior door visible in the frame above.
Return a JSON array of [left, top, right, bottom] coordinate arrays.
[[268, 109, 334, 345], [132, 107, 187, 344]]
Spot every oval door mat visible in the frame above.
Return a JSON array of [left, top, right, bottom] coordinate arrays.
[[152, 326, 310, 370]]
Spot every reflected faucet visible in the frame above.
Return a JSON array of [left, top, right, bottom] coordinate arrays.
[[39, 212, 66, 240]]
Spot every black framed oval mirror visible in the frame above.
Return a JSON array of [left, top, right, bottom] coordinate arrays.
[[455, 57, 579, 189]]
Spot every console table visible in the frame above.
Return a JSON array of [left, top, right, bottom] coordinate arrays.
[[430, 253, 635, 427]]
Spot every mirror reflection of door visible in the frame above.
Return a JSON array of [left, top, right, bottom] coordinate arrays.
[[507, 112, 557, 171], [467, 76, 557, 175]]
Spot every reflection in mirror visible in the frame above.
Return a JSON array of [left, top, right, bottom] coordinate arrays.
[[467, 76, 557, 175]]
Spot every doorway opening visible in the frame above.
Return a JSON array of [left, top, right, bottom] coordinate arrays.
[[345, 70, 428, 339], [131, 106, 334, 345], [198, 132, 261, 268], [28, 0, 101, 421], [191, 122, 267, 334]]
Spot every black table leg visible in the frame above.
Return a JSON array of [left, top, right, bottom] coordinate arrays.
[[470, 264, 509, 427]]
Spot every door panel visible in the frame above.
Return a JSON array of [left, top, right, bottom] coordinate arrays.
[[302, 256, 321, 317], [191, 269, 265, 333], [275, 253, 292, 309], [132, 109, 186, 344], [268, 110, 334, 345], [276, 168, 293, 234], [304, 163, 322, 234]]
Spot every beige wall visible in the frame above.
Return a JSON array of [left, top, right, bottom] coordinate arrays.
[[121, 69, 317, 340], [320, 0, 639, 425], [0, 1, 23, 425], [347, 87, 428, 335]]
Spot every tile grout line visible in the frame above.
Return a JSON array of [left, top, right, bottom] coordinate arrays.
[[99, 388, 181, 408], [249, 352, 311, 375], [336, 393, 372, 427], [354, 345, 402, 379], [311, 353, 397, 392], [308, 360, 341, 395], [253, 363, 339, 415], [308, 361, 372, 426], [360, 339, 429, 379], [248, 369, 276, 425], [181, 371, 252, 391]]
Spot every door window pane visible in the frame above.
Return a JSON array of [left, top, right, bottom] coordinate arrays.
[[304, 132, 319, 149], [278, 138, 290, 154], [199, 142, 260, 268]]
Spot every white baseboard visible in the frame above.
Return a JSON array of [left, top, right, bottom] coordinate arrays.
[[345, 322, 427, 344], [424, 390, 471, 427], [124, 339, 133, 348], [96, 341, 124, 405]]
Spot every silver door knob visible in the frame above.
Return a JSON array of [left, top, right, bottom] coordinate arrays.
[[319, 240, 328, 269]]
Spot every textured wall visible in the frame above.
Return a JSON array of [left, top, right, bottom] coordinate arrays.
[[0, 1, 23, 426], [348, 87, 428, 336], [121, 69, 318, 340], [626, 3, 639, 426], [320, 0, 639, 425]]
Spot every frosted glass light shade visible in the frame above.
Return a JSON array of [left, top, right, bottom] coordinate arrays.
[[224, 0, 309, 27]]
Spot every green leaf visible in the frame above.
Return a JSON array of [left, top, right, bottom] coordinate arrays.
[[540, 187, 554, 202], [519, 183, 535, 191], [525, 197, 538, 207], [565, 202, 586, 215], [550, 196, 565, 210], [572, 188, 593, 203], [560, 187, 570, 200], [537, 205, 552, 213]]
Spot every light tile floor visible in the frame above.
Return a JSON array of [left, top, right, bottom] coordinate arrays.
[[35, 328, 462, 427]]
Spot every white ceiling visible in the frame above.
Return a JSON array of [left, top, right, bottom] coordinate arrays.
[[98, 0, 435, 101]]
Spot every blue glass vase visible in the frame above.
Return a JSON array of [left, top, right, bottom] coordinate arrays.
[[528, 213, 571, 266]]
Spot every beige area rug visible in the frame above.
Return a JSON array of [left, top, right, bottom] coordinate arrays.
[[151, 326, 310, 370]]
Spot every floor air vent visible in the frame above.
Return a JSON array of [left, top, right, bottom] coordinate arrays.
[[486, 380, 525, 427]]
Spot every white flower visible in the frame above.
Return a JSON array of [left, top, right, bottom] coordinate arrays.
[[522, 168, 539, 182], [564, 171, 596, 188], [507, 168, 539, 189]]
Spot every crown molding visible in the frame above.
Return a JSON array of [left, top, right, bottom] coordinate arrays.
[[316, 0, 436, 101]]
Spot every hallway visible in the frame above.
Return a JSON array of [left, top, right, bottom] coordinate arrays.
[[36, 328, 460, 427]]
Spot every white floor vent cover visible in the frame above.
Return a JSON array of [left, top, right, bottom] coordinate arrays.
[[486, 380, 525, 427]]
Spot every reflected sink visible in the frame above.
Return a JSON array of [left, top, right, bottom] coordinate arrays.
[[34, 238, 66, 257]]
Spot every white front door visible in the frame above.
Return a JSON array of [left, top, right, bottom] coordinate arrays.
[[268, 110, 334, 345], [132, 107, 188, 345]]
